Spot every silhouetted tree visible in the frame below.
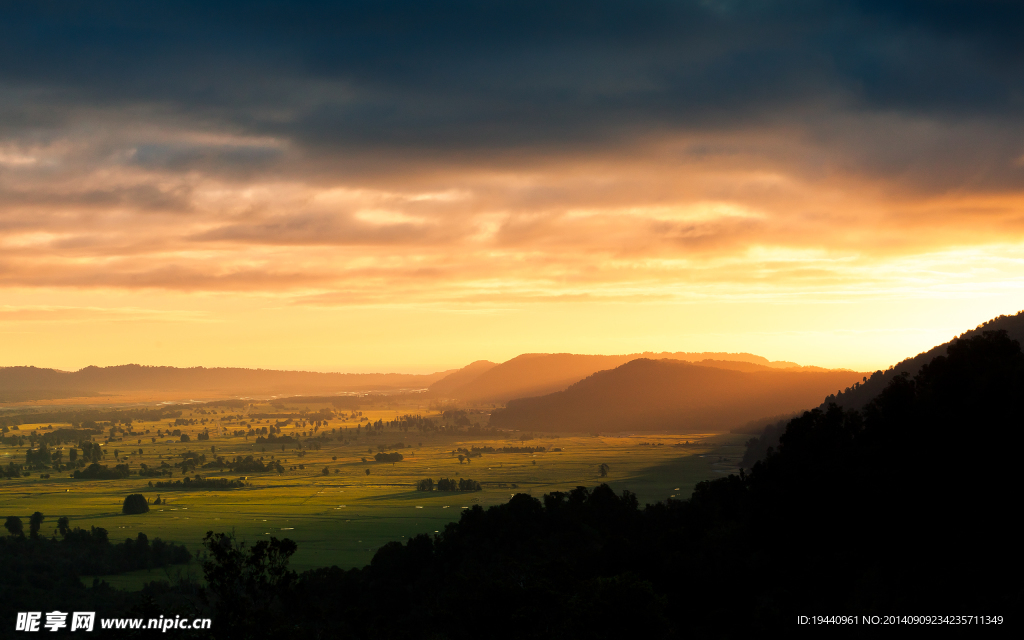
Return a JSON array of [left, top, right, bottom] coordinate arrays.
[[29, 512, 44, 538], [4, 515, 23, 537], [122, 494, 149, 515], [201, 531, 297, 640]]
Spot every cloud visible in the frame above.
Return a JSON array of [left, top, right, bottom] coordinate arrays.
[[0, 0, 1022, 311], [3, 2, 1022, 155]]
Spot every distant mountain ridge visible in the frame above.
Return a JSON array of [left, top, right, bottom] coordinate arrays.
[[429, 351, 835, 403], [489, 358, 865, 433], [0, 364, 457, 402], [825, 310, 1024, 411], [2, 347, 851, 406]]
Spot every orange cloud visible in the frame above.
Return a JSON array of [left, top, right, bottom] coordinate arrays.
[[2, 112, 1023, 372]]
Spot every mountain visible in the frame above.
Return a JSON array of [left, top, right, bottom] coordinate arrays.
[[430, 351, 823, 404], [429, 353, 637, 403], [1, 349, 826, 405], [489, 358, 864, 433], [426, 360, 498, 396], [825, 309, 1024, 410], [0, 364, 457, 402]]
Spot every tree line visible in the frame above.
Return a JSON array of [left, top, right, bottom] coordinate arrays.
[[417, 477, 481, 491]]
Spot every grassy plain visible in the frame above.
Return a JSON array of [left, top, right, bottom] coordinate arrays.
[[0, 402, 745, 588]]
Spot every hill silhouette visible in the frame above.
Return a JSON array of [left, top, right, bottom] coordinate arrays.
[[824, 309, 1024, 410], [431, 351, 828, 404], [0, 364, 456, 402], [489, 358, 864, 432]]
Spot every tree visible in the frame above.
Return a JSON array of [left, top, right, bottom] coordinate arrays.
[[598, 463, 610, 477], [122, 494, 150, 515], [57, 516, 70, 537], [29, 511, 44, 538], [4, 515, 23, 537], [365, 468, 370, 476], [202, 531, 297, 639]]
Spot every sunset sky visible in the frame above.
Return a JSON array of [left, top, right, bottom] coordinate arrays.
[[2, 1, 1023, 373]]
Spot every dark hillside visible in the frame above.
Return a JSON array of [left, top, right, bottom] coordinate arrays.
[[825, 309, 1024, 410]]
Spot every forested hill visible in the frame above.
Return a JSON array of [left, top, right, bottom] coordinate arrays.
[[824, 309, 1024, 410], [488, 358, 864, 432], [429, 351, 829, 404], [0, 365, 457, 402]]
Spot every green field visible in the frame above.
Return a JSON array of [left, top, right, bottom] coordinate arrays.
[[0, 402, 745, 587]]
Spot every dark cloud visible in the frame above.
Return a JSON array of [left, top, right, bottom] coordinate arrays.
[[1, 1, 1021, 164], [1, 0, 1023, 304], [130, 143, 283, 173]]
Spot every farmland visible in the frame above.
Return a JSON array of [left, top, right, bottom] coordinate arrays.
[[0, 401, 745, 586]]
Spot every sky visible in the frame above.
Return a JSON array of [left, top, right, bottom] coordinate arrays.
[[1, 1, 1023, 373]]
